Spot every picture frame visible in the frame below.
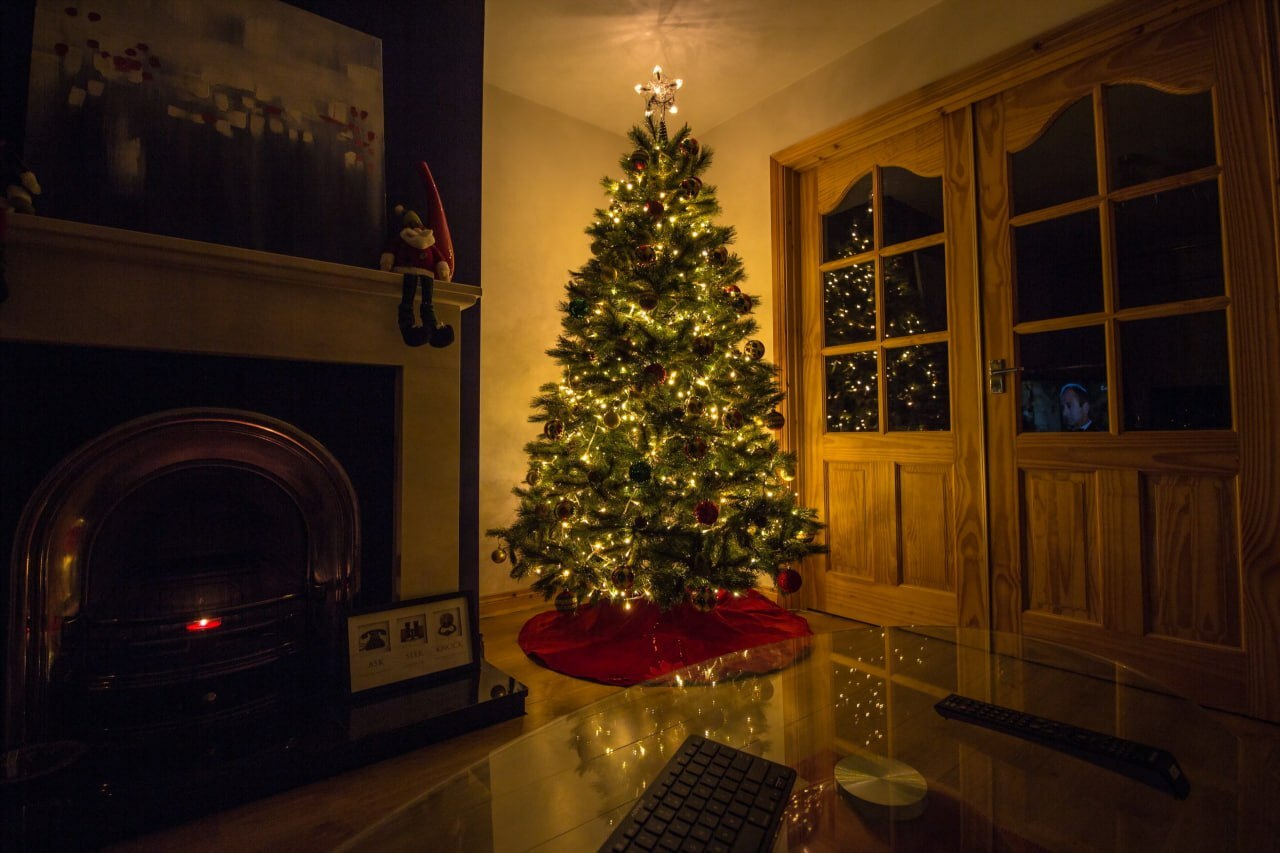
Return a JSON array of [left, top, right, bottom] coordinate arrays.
[[345, 591, 477, 694]]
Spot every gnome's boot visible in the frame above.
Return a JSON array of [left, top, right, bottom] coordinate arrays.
[[398, 275, 454, 348], [419, 276, 455, 348]]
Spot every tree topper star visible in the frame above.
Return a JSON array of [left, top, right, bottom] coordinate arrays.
[[634, 65, 682, 121]]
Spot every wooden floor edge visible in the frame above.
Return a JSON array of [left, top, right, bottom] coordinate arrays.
[[479, 588, 545, 617]]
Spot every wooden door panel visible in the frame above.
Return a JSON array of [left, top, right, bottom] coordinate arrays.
[[899, 464, 956, 592], [1142, 473, 1241, 646], [1021, 470, 1100, 622], [824, 461, 878, 581]]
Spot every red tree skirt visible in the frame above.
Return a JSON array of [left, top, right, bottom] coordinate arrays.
[[518, 590, 813, 686]]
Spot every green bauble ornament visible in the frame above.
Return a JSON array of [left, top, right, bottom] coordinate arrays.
[[689, 585, 717, 612], [568, 297, 590, 318], [629, 461, 652, 483], [611, 567, 635, 591], [602, 409, 621, 429], [764, 410, 786, 430]]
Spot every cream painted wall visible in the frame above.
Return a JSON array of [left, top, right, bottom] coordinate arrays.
[[479, 85, 624, 596], [479, 0, 1114, 598]]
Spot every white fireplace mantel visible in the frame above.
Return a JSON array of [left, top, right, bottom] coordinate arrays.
[[1, 213, 480, 599]]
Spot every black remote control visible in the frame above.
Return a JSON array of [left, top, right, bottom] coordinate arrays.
[[934, 693, 1190, 799]]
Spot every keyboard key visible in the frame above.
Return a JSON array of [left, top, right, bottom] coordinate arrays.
[[635, 830, 660, 849], [658, 832, 682, 850]]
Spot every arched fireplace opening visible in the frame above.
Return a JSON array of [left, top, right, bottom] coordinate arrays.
[[5, 409, 359, 769]]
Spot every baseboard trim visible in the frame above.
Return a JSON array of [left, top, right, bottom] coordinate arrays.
[[479, 588, 545, 617]]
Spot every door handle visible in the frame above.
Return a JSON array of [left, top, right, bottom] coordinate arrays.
[[988, 359, 1022, 394]]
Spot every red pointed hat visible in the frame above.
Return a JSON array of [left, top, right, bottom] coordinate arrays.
[[418, 161, 454, 279]]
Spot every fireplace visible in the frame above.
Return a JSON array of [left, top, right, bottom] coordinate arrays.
[[0, 214, 519, 845], [6, 409, 359, 764]]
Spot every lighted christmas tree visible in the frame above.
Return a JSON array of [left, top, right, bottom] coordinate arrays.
[[489, 68, 824, 612]]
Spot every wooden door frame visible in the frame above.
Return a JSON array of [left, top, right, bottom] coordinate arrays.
[[771, 0, 1280, 719]]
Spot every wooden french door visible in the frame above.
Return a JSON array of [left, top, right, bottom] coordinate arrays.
[[976, 1, 1280, 719], [797, 110, 989, 629], [790, 0, 1280, 720]]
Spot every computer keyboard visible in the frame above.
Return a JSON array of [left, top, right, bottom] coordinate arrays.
[[598, 734, 795, 853]]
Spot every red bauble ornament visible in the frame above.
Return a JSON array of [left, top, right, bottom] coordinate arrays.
[[644, 199, 665, 218], [764, 410, 786, 429], [694, 500, 720, 526], [684, 437, 708, 460], [543, 419, 564, 440], [679, 176, 703, 199], [735, 293, 753, 315], [711, 246, 730, 266], [643, 362, 668, 386], [630, 149, 649, 171], [555, 590, 576, 612], [638, 291, 659, 311], [636, 244, 656, 266], [685, 397, 705, 417], [721, 283, 740, 299], [692, 336, 715, 357], [555, 499, 577, 520], [744, 340, 765, 360], [602, 410, 621, 429], [611, 567, 635, 591], [722, 408, 745, 430], [679, 137, 701, 157], [776, 568, 803, 594]]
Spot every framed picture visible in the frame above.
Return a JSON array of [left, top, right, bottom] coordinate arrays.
[[25, 0, 385, 267], [345, 592, 476, 694]]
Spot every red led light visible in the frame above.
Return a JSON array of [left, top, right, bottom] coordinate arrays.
[[186, 617, 222, 632]]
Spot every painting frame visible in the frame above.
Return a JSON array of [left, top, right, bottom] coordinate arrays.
[[24, 0, 386, 267], [345, 592, 477, 695]]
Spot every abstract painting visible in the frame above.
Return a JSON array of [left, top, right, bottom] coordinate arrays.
[[25, 0, 384, 267]]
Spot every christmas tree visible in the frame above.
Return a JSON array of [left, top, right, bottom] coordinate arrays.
[[489, 69, 824, 612]]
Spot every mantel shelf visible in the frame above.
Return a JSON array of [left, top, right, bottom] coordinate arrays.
[[3, 213, 481, 311]]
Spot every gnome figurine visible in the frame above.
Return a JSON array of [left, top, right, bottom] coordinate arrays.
[[382, 204, 454, 348]]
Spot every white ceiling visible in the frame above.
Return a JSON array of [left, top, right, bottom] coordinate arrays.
[[484, 0, 943, 134]]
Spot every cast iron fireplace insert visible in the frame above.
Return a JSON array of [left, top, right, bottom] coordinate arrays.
[[4, 408, 360, 771]]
